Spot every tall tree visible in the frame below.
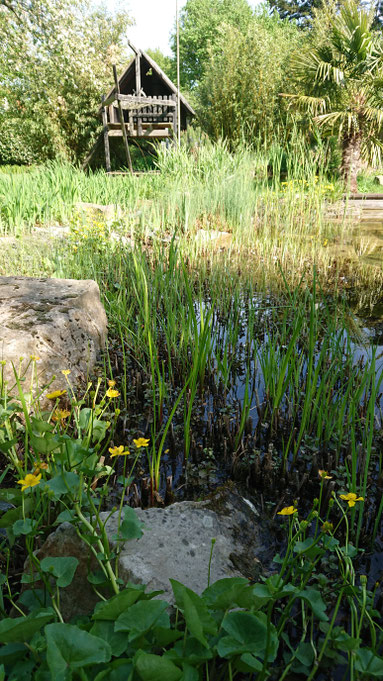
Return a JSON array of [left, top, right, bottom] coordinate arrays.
[[170, 0, 253, 90], [284, 0, 383, 191], [268, 0, 383, 28], [267, 0, 323, 26], [198, 12, 301, 145], [0, 0, 131, 163]]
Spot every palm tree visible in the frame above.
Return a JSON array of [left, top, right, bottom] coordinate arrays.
[[284, 0, 383, 192]]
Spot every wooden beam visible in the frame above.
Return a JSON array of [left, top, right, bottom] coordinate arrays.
[[115, 94, 176, 108], [108, 128, 170, 138], [102, 91, 117, 108], [101, 95, 111, 173], [113, 64, 133, 175]]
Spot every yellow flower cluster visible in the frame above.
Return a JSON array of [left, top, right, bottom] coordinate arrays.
[[70, 217, 109, 252], [281, 178, 335, 194]]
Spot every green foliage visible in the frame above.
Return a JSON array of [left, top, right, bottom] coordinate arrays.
[[145, 49, 173, 79], [268, 0, 329, 27], [197, 12, 302, 145], [268, 0, 383, 30], [0, 0, 132, 164], [170, 0, 253, 89], [285, 0, 383, 188], [1, 497, 383, 678]]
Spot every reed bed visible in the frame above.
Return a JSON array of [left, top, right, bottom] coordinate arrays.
[[1, 139, 383, 546]]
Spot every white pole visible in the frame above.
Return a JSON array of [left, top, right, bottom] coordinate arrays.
[[176, 0, 181, 145]]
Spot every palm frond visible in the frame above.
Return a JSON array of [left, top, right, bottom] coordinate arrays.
[[281, 93, 328, 116]]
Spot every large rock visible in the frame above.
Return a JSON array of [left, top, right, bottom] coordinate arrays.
[[23, 488, 264, 620], [0, 276, 107, 399]]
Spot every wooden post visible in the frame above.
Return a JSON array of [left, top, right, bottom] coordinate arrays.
[[113, 64, 133, 174], [135, 52, 141, 95], [171, 94, 177, 143], [101, 95, 111, 173]]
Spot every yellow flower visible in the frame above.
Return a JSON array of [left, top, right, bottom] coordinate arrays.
[[277, 506, 297, 516], [108, 379, 116, 387], [133, 437, 150, 449], [61, 370, 71, 376], [339, 493, 364, 508], [46, 389, 67, 400], [52, 408, 71, 422], [319, 470, 332, 480], [106, 388, 120, 398], [109, 445, 130, 458], [30, 355, 40, 361], [323, 239, 328, 247], [0, 360, 6, 366], [17, 472, 42, 492]]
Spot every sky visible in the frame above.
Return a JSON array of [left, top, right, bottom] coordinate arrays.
[[106, 0, 261, 56]]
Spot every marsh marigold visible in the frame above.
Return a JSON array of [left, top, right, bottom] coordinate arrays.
[[339, 492, 364, 508], [109, 445, 130, 458], [133, 437, 150, 448], [106, 388, 120, 398], [277, 506, 297, 516], [17, 472, 42, 492]]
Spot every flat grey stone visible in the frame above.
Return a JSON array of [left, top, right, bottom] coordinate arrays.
[[23, 488, 263, 620]]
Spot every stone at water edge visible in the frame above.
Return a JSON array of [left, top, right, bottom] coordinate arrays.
[[374, 176, 383, 186], [75, 202, 121, 220], [21, 488, 264, 621], [0, 276, 107, 401]]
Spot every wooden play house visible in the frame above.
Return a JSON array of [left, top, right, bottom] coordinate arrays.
[[84, 42, 195, 172]]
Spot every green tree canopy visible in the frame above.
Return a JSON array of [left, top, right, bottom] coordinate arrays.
[[170, 0, 253, 90], [284, 0, 383, 190], [0, 0, 131, 163], [268, 0, 383, 29], [197, 11, 301, 146]]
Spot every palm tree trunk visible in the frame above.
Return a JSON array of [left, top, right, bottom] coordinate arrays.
[[341, 132, 362, 193]]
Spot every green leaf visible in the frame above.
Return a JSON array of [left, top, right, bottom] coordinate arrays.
[[44, 471, 79, 499], [91, 419, 110, 443], [63, 438, 97, 469], [355, 649, 383, 676], [0, 609, 54, 643], [202, 577, 250, 610], [13, 518, 37, 536], [0, 499, 33, 528], [45, 623, 111, 681], [238, 653, 263, 672], [170, 579, 217, 645], [31, 418, 54, 434], [78, 408, 92, 430], [112, 506, 145, 542], [115, 600, 169, 641], [295, 642, 315, 666], [93, 586, 147, 620], [218, 611, 278, 662], [299, 588, 328, 621], [0, 488, 22, 505], [135, 652, 182, 681], [0, 438, 18, 453], [0, 643, 27, 665], [40, 556, 79, 588], [54, 509, 75, 524], [30, 432, 60, 454], [180, 664, 199, 681], [90, 620, 129, 657]]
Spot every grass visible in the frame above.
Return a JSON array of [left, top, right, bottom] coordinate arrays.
[[2, 138, 383, 677]]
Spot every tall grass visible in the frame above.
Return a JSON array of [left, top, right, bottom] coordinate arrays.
[[1, 138, 383, 542]]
